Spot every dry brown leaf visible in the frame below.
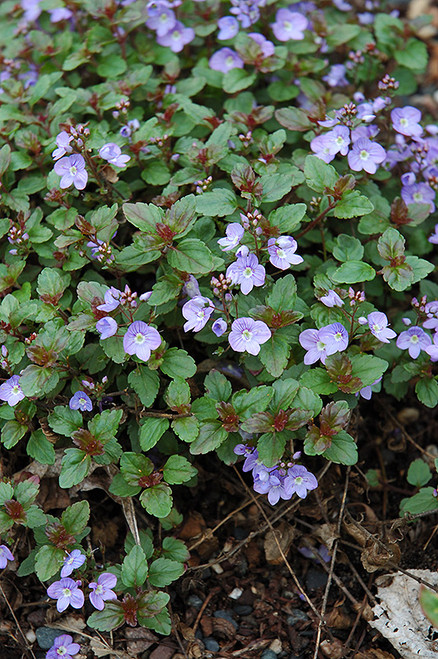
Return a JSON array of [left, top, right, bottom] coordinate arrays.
[[244, 540, 261, 568], [264, 521, 295, 565], [325, 606, 353, 630], [179, 512, 206, 540], [361, 536, 401, 573], [125, 627, 158, 655], [320, 638, 344, 659], [149, 644, 176, 659], [354, 650, 396, 659]]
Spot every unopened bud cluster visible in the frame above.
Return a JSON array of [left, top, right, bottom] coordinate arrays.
[[211, 273, 231, 296], [194, 175, 212, 194]]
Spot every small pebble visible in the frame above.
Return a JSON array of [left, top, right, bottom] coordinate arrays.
[[211, 562, 224, 574], [261, 651, 278, 659], [286, 609, 309, 625], [204, 638, 220, 652], [233, 604, 253, 616], [213, 610, 238, 629], [229, 587, 243, 600], [195, 629, 204, 641], [25, 629, 36, 644], [35, 627, 62, 650], [187, 594, 203, 610], [269, 639, 282, 654]]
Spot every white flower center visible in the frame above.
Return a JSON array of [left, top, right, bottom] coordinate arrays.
[[134, 332, 146, 344], [160, 12, 168, 21], [413, 192, 423, 202], [334, 332, 343, 341], [335, 136, 344, 145], [243, 267, 253, 278], [242, 329, 252, 341], [284, 20, 291, 29], [12, 386, 20, 394], [276, 248, 286, 259], [197, 310, 206, 320], [359, 149, 369, 161], [62, 587, 71, 598], [95, 584, 104, 594], [69, 165, 77, 175], [294, 476, 303, 485], [172, 30, 180, 39], [410, 335, 419, 344], [317, 340, 326, 351], [57, 648, 67, 657], [226, 56, 234, 66], [400, 117, 408, 127]]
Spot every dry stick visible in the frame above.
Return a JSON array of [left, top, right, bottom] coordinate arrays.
[[379, 405, 437, 460], [312, 467, 350, 659], [192, 586, 221, 634], [188, 496, 257, 552], [0, 581, 37, 659], [231, 466, 334, 635]]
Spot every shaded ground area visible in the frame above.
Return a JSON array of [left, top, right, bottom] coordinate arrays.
[[2, 392, 438, 658]]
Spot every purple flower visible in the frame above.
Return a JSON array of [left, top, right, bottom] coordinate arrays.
[[310, 134, 336, 163], [182, 275, 201, 299], [0, 375, 25, 407], [123, 321, 162, 361], [357, 376, 382, 400], [217, 223, 244, 251], [52, 131, 73, 160], [146, 7, 176, 36], [54, 154, 88, 190], [99, 143, 130, 168], [396, 326, 431, 359], [226, 253, 265, 295], [286, 465, 318, 498], [347, 138, 386, 174], [61, 550, 86, 578], [49, 7, 73, 22], [212, 318, 227, 337], [69, 391, 93, 412], [209, 48, 244, 73], [402, 183, 435, 213], [96, 317, 118, 340], [248, 33, 275, 58], [97, 287, 122, 312], [425, 333, 438, 362], [319, 322, 349, 354], [299, 328, 330, 365], [367, 312, 396, 343], [0, 544, 14, 568], [323, 64, 349, 87], [218, 16, 239, 40], [320, 290, 343, 308], [47, 578, 84, 612], [182, 296, 215, 332], [391, 106, 423, 138], [267, 236, 303, 270], [156, 21, 195, 52], [271, 8, 308, 41], [89, 572, 117, 611], [423, 300, 438, 331], [228, 317, 271, 355], [46, 635, 80, 659], [254, 470, 293, 505]]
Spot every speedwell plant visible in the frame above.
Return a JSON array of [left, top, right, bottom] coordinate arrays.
[[0, 0, 437, 636]]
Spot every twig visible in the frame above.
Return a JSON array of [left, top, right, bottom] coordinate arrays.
[[192, 586, 221, 634], [312, 467, 350, 659], [0, 581, 37, 659]]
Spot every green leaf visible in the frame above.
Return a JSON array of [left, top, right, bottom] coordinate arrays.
[[416, 378, 438, 408], [97, 54, 127, 78], [420, 586, 438, 628], [304, 155, 338, 193], [405, 256, 434, 285], [260, 172, 301, 202], [163, 455, 197, 484], [87, 602, 125, 632], [223, 69, 256, 94], [128, 367, 160, 407], [139, 418, 170, 451], [395, 38, 428, 72], [300, 368, 338, 395], [268, 203, 307, 233], [189, 421, 227, 454], [322, 430, 358, 465], [37, 268, 68, 305], [275, 107, 313, 131], [331, 261, 376, 284], [204, 370, 232, 402], [232, 386, 273, 419], [160, 348, 196, 379], [35, 545, 65, 581], [162, 537, 189, 562], [258, 334, 290, 378], [407, 459, 432, 488], [123, 202, 163, 232], [1, 420, 26, 449], [271, 379, 299, 412], [333, 192, 374, 219], [167, 239, 215, 274], [88, 409, 122, 442], [148, 557, 184, 587], [0, 144, 11, 176], [120, 453, 154, 486], [147, 276, 182, 306], [257, 432, 287, 468], [140, 484, 173, 518], [165, 378, 190, 408], [137, 591, 170, 632], [350, 354, 388, 387], [400, 487, 438, 515], [332, 235, 364, 262], [121, 545, 148, 588], [59, 449, 91, 488], [195, 190, 238, 216], [20, 365, 59, 397], [27, 430, 55, 465], [125, 529, 154, 559], [48, 406, 82, 436], [108, 473, 140, 497], [267, 274, 297, 312], [172, 416, 199, 442], [61, 501, 90, 535]]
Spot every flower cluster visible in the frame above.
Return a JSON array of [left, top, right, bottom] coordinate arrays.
[[146, 1, 194, 53], [234, 445, 318, 505]]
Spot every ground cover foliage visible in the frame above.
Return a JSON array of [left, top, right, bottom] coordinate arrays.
[[1, 0, 438, 656]]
